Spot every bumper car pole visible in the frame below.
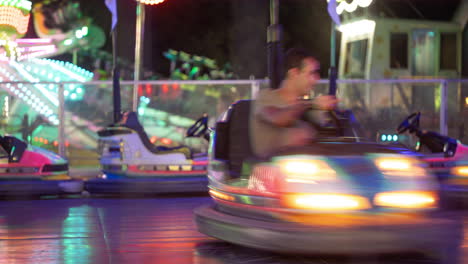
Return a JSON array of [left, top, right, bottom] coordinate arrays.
[[329, 21, 337, 96], [267, 0, 283, 90], [58, 83, 66, 158]]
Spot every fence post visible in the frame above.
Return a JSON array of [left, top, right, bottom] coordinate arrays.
[[58, 83, 66, 158], [251, 80, 260, 99], [440, 80, 448, 136]]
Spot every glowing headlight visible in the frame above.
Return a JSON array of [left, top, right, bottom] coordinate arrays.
[[374, 191, 436, 208], [452, 166, 468, 177], [283, 193, 371, 210], [276, 157, 337, 183], [209, 189, 235, 202], [374, 157, 427, 177]]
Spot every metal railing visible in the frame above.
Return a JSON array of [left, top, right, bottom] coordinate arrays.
[[0, 79, 268, 159], [0, 78, 467, 163]]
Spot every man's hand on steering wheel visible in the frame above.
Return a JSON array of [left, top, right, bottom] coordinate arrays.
[[312, 95, 339, 111]]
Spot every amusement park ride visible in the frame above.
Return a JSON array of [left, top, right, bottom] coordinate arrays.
[[0, 0, 101, 147], [0, 0, 104, 195], [0, 0, 212, 195]]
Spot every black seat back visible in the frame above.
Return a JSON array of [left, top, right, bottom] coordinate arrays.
[[214, 122, 230, 160], [118, 112, 191, 158], [0, 136, 27, 163], [227, 100, 255, 177]]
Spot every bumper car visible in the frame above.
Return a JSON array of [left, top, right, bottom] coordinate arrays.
[[397, 112, 468, 199], [195, 100, 461, 261], [0, 135, 82, 196], [86, 112, 208, 194]]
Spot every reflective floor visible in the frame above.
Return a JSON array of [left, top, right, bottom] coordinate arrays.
[[0, 195, 466, 264]]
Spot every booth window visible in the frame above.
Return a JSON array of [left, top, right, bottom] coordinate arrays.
[[344, 39, 368, 78], [390, 33, 408, 69], [440, 33, 457, 70]]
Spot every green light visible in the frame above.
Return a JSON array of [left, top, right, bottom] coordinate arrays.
[[393, 135, 398, 141], [75, 30, 83, 39], [381, 134, 387, 142], [156, 120, 167, 126], [189, 66, 200, 78], [64, 39, 73, 46], [0, 0, 32, 11], [81, 26, 88, 36]]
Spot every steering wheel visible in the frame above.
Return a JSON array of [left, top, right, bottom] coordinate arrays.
[[397, 112, 420, 134], [186, 114, 208, 138]]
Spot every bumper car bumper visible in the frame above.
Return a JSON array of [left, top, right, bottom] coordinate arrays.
[[441, 178, 468, 196], [195, 204, 461, 255], [0, 178, 84, 196], [85, 173, 208, 194]]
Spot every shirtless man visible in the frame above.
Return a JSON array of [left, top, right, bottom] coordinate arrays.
[[250, 48, 338, 157]]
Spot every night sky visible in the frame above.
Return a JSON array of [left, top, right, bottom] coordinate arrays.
[[33, 0, 463, 79]]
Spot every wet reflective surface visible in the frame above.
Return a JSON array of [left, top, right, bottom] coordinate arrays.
[[0, 195, 467, 264]]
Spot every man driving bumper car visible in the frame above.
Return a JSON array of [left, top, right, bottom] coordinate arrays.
[[251, 48, 338, 157], [194, 48, 462, 262]]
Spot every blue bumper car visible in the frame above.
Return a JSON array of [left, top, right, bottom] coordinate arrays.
[[195, 100, 461, 262]]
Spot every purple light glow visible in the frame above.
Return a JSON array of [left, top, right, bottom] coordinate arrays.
[[15, 38, 52, 44], [18, 44, 56, 53], [19, 49, 57, 60]]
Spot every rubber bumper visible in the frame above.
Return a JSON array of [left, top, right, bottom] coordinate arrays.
[[0, 179, 84, 196], [195, 204, 462, 255], [85, 175, 208, 194]]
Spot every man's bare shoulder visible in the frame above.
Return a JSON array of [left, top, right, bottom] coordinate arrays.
[[256, 89, 280, 105]]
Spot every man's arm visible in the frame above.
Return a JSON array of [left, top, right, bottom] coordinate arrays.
[[254, 92, 337, 127], [256, 102, 309, 127]]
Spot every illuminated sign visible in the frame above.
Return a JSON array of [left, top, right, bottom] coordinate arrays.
[[138, 0, 166, 5], [329, 0, 374, 15], [337, 19, 375, 36]]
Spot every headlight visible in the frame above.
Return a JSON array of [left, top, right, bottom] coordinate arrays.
[[282, 193, 371, 210], [209, 189, 235, 202], [276, 157, 337, 183], [374, 191, 436, 208], [452, 166, 468, 177], [374, 157, 427, 178]]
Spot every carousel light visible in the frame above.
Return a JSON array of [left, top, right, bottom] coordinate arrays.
[[0, 0, 32, 11], [33, 59, 92, 82], [16, 38, 52, 44], [0, 6, 30, 34]]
